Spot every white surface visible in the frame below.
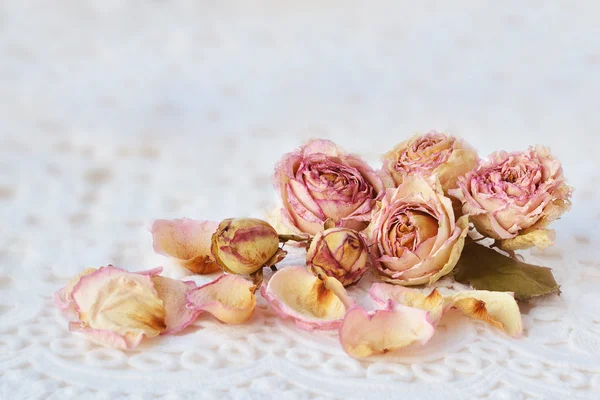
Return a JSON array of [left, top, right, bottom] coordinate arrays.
[[1, 1, 599, 399]]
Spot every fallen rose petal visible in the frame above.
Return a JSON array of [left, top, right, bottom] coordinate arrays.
[[369, 283, 523, 337], [339, 301, 435, 358], [71, 266, 166, 349], [54, 268, 97, 312], [151, 218, 220, 274], [450, 291, 523, 337], [186, 274, 256, 324], [68, 322, 142, 350], [260, 266, 355, 330], [369, 284, 447, 323], [152, 276, 199, 334], [135, 267, 165, 277]]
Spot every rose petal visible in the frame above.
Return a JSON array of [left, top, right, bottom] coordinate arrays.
[[151, 218, 220, 274], [497, 229, 556, 251], [369, 284, 447, 323], [450, 291, 523, 337], [68, 322, 142, 350], [369, 284, 523, 337], [261, 266, 355, 330], [135, 267, 164, 277], [339, 301, 435, 358], [54, 268, 97, 312], [302, 139, 340, 157], [152, 276, 199, 334], [54, 266, 164, 315], [71, 266, 166, 349], [285, 183, 326, 235], [186, 274, 256, 324]]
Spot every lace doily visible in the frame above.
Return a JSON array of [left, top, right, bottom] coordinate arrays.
[[1, 1, 599, 399]]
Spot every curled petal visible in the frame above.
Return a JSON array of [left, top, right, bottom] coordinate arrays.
[[339, 301, 435, 359], [369, 284, 523, 337], [303, 139, 340, 157], [261, 266, 354, 330], [450, 291, 523, 337], [135, 267, 164, 277], [71, 266, 166, 349], [151, 218, 220, 274], [68, 322, 143, 350], [369, 284, 447, 323], [186, 275, 256, 324], [54, 266, 163, 315], [54, 268, 97, 312], [152, 276, 199, 334], [497, 229, 556, 251]]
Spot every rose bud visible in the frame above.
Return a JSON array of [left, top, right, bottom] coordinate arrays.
[[274, 139, 392, 236], [450, 146, 572, 250], [306, 227, 371, 286], [381, 131, 479, 195], [211, 218, 283, 276], [366, 175, 469, 286]]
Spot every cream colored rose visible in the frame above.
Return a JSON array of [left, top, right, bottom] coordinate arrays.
[[366, 175, 469, 286], [381, 131, 479, 194]]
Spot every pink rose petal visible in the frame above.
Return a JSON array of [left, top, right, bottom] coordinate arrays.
[[152, 276, 199, 334], [186, 274, 256, 325], [151, 218, 220, 274], [260, 266, 355, 331], [70, 266, 166, 349], [339, 301, 435, 358]]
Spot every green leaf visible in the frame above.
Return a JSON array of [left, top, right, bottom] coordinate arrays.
[[453, 241, 560, 302]]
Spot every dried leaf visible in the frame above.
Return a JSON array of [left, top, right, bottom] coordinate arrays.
[[453, 242, 560, 301]]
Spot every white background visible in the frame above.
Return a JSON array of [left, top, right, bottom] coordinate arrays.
[[1, 1, 599, 399]]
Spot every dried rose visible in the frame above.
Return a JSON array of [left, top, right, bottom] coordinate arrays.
[[450, 146, 572, 250], [211, 218, 283, 276], [151, 218, 220, 274], [339, 301, 435, 359], [306, 227, 371, 286], [381, 131, 479, 194], [274, 139, 391, 236], [261, 266, 355, 330], [67, 266, 166, 349], [366, 175, 469, 286]]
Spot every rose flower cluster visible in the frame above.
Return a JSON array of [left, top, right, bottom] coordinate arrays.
[[55, 131, 572, 358]]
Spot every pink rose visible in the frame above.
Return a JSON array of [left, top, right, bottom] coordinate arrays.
[[274, 139, 391, 236], [366, 176, 469, 286], [450, 146, 572, 250], [381, 131, 479, 194]]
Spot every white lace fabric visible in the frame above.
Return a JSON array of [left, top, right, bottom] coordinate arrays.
[[1, 2, 599, 399]]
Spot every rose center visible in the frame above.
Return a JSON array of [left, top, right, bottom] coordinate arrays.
[[391, 211, 439, 253]]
